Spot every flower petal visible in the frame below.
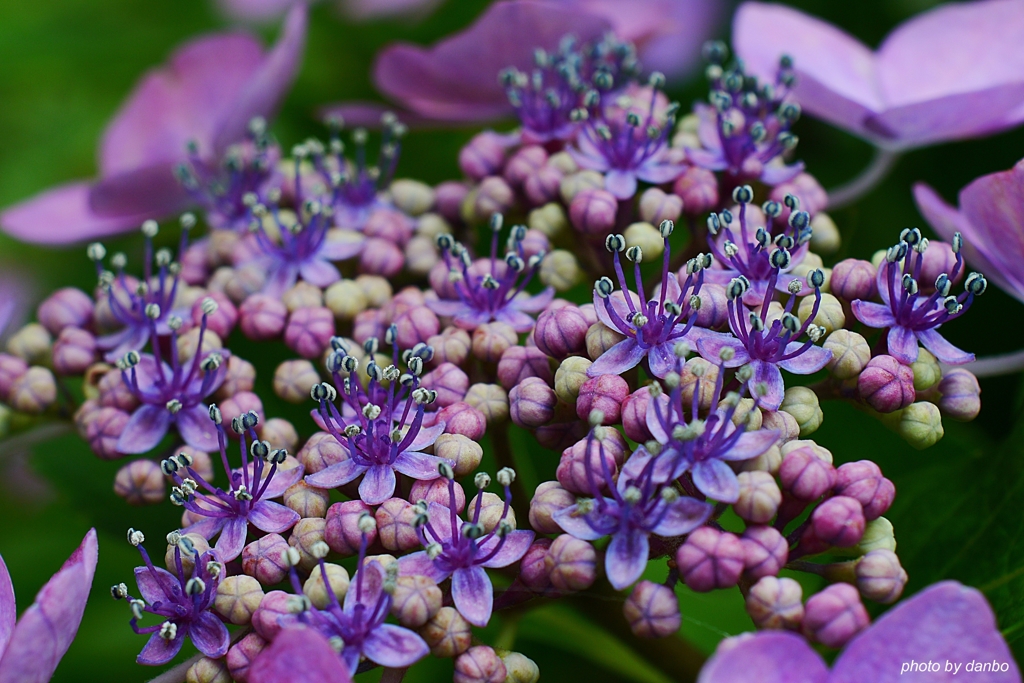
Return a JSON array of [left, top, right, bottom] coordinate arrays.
[[647, 342, 677, 379], [214, 516, 249, 562], [249, 500, 300, 534], [553, 505, 609, 541], [362, 624, 429, 668], [176, 404, 220, 452], [409, 421, 446, 451], [133, 565, 179, 605], [850, 300, 896, 329], [137, 631, 185, 666], [720, 429, 779, 461], [650, 496, 712, 537], [358, 465, 397, 505], [250, 626, 353, 683], [698, 630, 828, 683], [692, 459, 741, 503], [0, 556, 13, 657], [605, 529, 649, 590], [393, 451, 446, 480], [117, 405, 173, 455], [916, 328, 974, 365], [511, 287, 555, 313], [451, 566, 494, 627], [298, 258, 342, 288], [696, 332, 749, 367], [886, 326, 919, 365], [305, 459, 367, 489], [479, 530, 535, 568], [778, 343, 832, 375], [190, 611, 230, 659], [345, 562, 385, 612], [748, 360, 785, 411], [587, 338, 647, 376], [0, 529, 98, 683], [604, 170, 638, 199], [397, 552, 450, 583], [261, 463, 305, 499]]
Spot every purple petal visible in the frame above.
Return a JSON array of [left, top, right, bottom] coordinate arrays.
[[691, 459, 741, 503], [0, 529, 98, 682], [319, 232, 366, 261], [479, 530, 535, 568], [605, 529, 649, 590], [425, 502, 459, 544], [645, 397, 670, 443], [249, 500, 300, 534], [886, 326, 919, 365], [510, 287, 555, 313], [305, 459, 367, 489], [587, 338, 647, 376], [137, 631, 185, 666], [778, 344, 832, 375], [215, 516, 249, 562], [344, 562, 385, 612], [117, 405, 173, 455], [831, 581, 1019, 683], [851, 300, 896, 329], [87, 164, 190, 222], [451, 566, 494, 627], [749, 360, 785, 412], [0, 556, 13, 657], [426, 298, 469, 317], [636, 161, 686, 185], [593, 289, 642, 332], [553, 506, 608, 541], [176, 404, 220, 452], [263, 262, 300, 299], [759, 160, 805, 185], [696, 332, 750, 367], [604, 170, 638, 199], [183, 515, 227, 541], [686, 147, 728, 171], [362, 624, 429, 668], [916, 328, 974, 365], [647, 342, 677, 379], [133, 565, 178, 605], [698, 630, 828, 683], [393, 451, 446, 480], [495, 308, 537, 333], [298, 258, 341, 288], [0, 181, 156, 245], [650, 497, 712, 536], [190, 611, 230, 659], [358, 465, 397, 505], [409, 421, 446, 451], [621, 444, 679, 484], [397, 552, 450, 583], [250, 626, 353, 683], [261, 463, 305, 499], [958, 159, 1024, 303], [719, 429, 779, 461], [372, 2, 610, 122]]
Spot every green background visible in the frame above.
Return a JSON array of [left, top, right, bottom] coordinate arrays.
[[1, 0, 1024, 680]]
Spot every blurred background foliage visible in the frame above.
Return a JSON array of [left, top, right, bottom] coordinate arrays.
[[1, 0, 1024, 680]]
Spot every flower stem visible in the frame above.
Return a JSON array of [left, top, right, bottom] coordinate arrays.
[[962, 349, 1024, 377], [827, 148, 902, 210], [380, 668, 409, 683], [490, 420, 529, 513]]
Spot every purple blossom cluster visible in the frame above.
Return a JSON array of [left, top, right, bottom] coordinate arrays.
[[3, 1, 1024, 682]]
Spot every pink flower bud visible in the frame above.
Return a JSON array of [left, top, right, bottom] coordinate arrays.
[[325, 500, 377, 555], [735, 471, 782, 524], [529, 481, 576, 534], [459, 132, 509, 180], [556, 429, 628, 494], [524, 165, 564, 205], [428, 327, 472, 367], [547, 534, 597, 592], [438, 401, 487, 439], [215, 575, 265, 626], [833, 461, 894, 521], [86, 406, 129, 459], [569, 188, 618, 235], [464, 383, 508, 424], [770, 173, 827, 219], [216, 355, 256, 400], [421, 606, 473, 658], [504, 145, 547, 187], [251, 591, 293, 641], [239, 294, 287, 340], [454, 646, 507, 683], [285, 306, 335, 359], [803, 583, 869, 648], [395, 305, 440, 349], [435, 181, 470, 222], [410, 478, 466, 513], [779, 447, 836, 501], [376, 497, 421, 552], [192, 290, 237, 339], [809, 496, 865, 548], [353, 308, 387, 344], [856, 549, 908, 604], [676, 527, 745, 592], [534, 306, 588, 359], [830, 259, 878, 301], [98, 368, 137, 411], [741, 526, 788, 580], [218, 392, 264, 433], [520, 538, 554, 594], [509, 377, 557, 428], [365, 208, 414, 244], [468, 177, 515, 222], [421, 362, 469, 407], [0, 354, 28, 402], [280, 477, 327, 518], [576, 374, 629, 424], [639, 187, 683, 227], [434, 433, 483, 476], [392, 575, 443, 628], [472, 321, 518, 363], [692, 283, 729, 328], [289, 517, 328, 571], [624, 580, 680, 639], [858, 354, 915, 413], [9, 366, 57, 414], [919, 241, 962, 291], [272, 359, 320, 404], [37, 287, 94, 334], [114, 459, 165, 505], [938, 368, 981, 421], [359, 237, 404, 277], [52, 327, 97, 375], [227, 632, 267, 683], [746, 576, 804, 630], [673, 167, 718, 215], [297, 431, 347, 475], [621, 387, 653, 442], [498, 345, 553, 390], [242, 535, 291, 586]]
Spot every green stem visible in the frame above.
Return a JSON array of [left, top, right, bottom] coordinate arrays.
[[490, 420, 528, 514]]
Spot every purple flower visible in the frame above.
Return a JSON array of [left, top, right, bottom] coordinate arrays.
[[119, 531, 229, 665], [427, 216, 553, 332], [686, 41, 803, 185], [90, 220, 193, 362], [695, 261, 832, 412], [733, 1, 1024, 151], [284, 527, 428, 673], [116, 302, 228, 454], [218, 0, 441, 24], [399, 470, 534, 626], [851, 228, 985, 366], [305, 335, 449, 505], [250, 626, 353, 683], [0, 5, 306, 244], [915, 159, 1024, 305], [589, 222, 707, 378], [169, 410, 303, 562], [0, 529, 97, 681], [554, 430, 712, 589], [571, 82, 686, 199], [702, 190, 815, 305], [640, 357, 780, 503], [698, 581, 1019, 683]]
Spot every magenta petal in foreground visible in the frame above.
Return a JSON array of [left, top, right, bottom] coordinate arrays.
[[697, 630, 828, 683], [250, 627, 353, 683]]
